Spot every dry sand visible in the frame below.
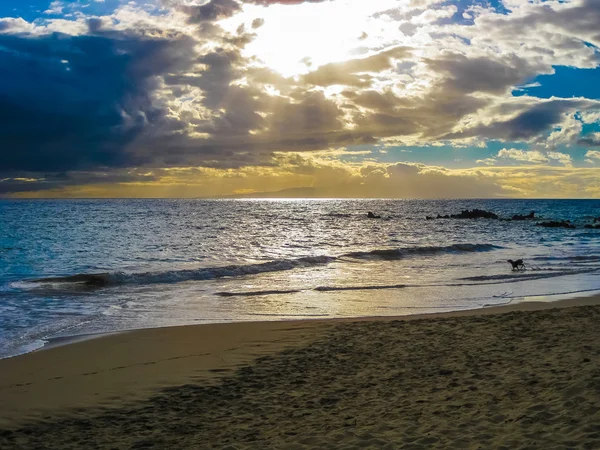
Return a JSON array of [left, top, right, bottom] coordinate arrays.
[[2, 296, 600, 449]]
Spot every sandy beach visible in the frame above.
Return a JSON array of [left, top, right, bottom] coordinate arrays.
[[2, 296, 600, 449]]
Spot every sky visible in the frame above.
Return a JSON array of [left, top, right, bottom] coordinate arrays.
[[1, 0, 599, 198]]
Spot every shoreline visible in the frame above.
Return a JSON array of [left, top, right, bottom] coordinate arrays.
[[1, 291, 600, 430], [23, 286, 600, 358]]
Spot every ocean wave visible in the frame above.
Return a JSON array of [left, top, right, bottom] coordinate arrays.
[[457, 273, 560, 282], [315, 284, 407, 292], [216, 289, 301, 297], [455, 268, 600, 284], [317, 268, 600, 292], [26, 256, 336, 288], [324, 213, 353, 218], [341, 243, 502, 260], [530, 255, 600, 262], [29, 273, 112, 287], [23, 243, 502, 288]]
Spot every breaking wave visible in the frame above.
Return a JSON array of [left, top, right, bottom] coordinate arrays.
[[316, 268, 600, 292], [530, 255, 600, 262], [341, 243, 502, 260], [23, 243, 502, 288], [26, 256, 335, 288], [315, 284, 408, 292], [456, 267, 600, 284], [215, 289, 301, 297]]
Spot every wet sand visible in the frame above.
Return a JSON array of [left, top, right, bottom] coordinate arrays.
[[2, 296, 600, 449]]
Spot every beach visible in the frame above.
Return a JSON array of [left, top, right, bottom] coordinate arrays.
[[2, 295, 600, 449]]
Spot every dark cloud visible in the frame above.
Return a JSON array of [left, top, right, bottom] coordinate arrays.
[[443, 100, 593, 142], [159, 44, 368, 156], [182, 0, 330, 24], [426, 53, 544, 95], [87, 17, 107, 33], [185, 0, 241, 23], [345, 85, 487, 140], [347, 89, 405, 110], [478, 0, 600, 49], [164, 48, 244, 109], [163, 47, 269, 138], [302, 47, 410, 87], [0, 171, 159, 195], [268, 90, 344, 134], [493, 103, 580, 141], [210, 86, 267, 135], [578, 136, 600, 147], [0, 29, 196, 173]]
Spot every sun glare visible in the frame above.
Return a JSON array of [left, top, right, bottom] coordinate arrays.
[[230, 0, 400, 77]]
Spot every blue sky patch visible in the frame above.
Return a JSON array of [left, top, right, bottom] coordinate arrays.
[[440, 0, 510, 26], [0, 1, 126, 22], [515, 66, 600, 100]]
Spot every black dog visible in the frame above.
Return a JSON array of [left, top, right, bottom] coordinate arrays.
[[507, 259, 525, 270]]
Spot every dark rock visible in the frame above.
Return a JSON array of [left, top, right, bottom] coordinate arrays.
[[450, 209, 498, 219], [584, 224, 600, 229], [511, 211, 535, 220], [428, 210, 498, 219], [537, 220, 575, 229], [367, 211, 381, 219]]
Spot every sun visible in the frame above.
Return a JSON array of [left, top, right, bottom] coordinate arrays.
[[224, 0, 401, 77]]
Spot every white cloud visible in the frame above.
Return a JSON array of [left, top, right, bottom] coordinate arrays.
[[581, 111, 600, 124], [586, 150, 600, 162], [482, 148, 573, 167], [476, 157, 497, 166], [44, 1, 65, 15], [498, 148, 548, 163], [0, 17, 36, 34], [547, 151, 573, 167], [545, 113, 583, 149]]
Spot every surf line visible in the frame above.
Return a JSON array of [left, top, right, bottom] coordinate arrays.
[[215, 269, 600, 297]]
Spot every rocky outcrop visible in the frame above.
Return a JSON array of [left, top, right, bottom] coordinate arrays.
[[511, 211, 535, 221], [537, 220, 575, 229], [426, 209, 498, 220]]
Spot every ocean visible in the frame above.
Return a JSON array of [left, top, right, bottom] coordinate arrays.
[[1, 198, 600, 359]]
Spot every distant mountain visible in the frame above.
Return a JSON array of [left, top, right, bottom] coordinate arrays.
[[220, 187, 318, 198]]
